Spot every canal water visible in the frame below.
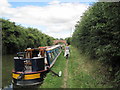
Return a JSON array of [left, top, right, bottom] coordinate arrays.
[[2, 54, 14, 88]]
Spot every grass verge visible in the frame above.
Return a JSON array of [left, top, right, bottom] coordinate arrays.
[[40, 51, 66, 88], [67, 46, 113, 88]]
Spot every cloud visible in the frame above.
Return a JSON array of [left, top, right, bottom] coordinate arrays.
[[48, 0, 60, 5], [0, 0, 89, 38]]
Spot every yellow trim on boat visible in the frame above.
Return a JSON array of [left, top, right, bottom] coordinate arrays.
[[12, 73, 40, 80], [13, 73, 19, 79]]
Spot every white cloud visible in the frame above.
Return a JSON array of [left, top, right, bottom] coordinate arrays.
[[0, 0, 11, 7], [0, 0, 89, 38], [48, 0, 60, 5]]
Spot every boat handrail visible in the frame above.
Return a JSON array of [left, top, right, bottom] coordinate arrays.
[[14, 57, 44, 60]]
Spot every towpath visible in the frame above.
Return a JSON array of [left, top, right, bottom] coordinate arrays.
[[61, 59, 68, 88]]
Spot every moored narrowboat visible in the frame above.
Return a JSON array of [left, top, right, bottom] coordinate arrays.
[[12, 45, 62, 86]]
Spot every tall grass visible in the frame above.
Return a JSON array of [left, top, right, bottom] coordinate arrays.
[[67, 46, 112, 88]]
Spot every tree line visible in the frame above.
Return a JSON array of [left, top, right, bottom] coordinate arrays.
[[1, 18, 54, 54], [65, 37, 71, 45], [72, 2, 120, 86]]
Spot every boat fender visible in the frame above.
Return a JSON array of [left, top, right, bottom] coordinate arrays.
[[17, 73, 24, 80], [59, 71, 62, 77]]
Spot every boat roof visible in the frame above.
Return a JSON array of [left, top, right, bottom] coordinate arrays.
[[24, 45, 61, 51], [46, 45, 61, 51]]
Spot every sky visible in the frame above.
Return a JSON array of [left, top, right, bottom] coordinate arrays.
[[0, 0, 97, 39]]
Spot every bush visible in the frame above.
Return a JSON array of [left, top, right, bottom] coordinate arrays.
[[72, 2, 120, 85], [1, 18, 54, 54]]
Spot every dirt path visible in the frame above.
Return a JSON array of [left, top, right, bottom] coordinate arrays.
[[61, 59, 68, 88]]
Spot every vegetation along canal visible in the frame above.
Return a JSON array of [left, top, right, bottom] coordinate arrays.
[[2, 54, 14, 88], [1, 2, 120, 88]]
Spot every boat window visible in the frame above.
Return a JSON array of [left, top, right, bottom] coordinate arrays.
[[53, 50, 57, 57], [51, 52, 55, 59], [49, 52, 53, 63], [48, 51, 57, 64], [32, 50, 39, 57]]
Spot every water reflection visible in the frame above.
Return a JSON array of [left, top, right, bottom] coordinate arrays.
[[2, 54, 14, 88], [3, 83, 41, 90]]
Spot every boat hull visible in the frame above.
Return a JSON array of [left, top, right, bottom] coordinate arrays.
[[12, 72, 46, 86]]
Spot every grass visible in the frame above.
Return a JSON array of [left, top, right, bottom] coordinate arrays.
[[40, 46, 113, 88], [40, 51, 66, 88], [67, 46, 112, 88]]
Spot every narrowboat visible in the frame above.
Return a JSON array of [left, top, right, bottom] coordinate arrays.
[[12, 45, 62, 86]]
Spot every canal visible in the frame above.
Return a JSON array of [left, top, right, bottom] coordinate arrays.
[[2, 54, 14, 88]]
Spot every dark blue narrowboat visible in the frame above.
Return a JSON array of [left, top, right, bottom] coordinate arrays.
[[12, 45, 62, 86]]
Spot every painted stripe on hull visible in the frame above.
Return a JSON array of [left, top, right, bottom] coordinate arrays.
[[13, 73, 40, 80]]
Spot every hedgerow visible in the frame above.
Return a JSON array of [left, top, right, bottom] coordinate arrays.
[[72, 2, 120, 86]]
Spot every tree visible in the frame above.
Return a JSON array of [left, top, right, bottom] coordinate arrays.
[[1, 18, 55, 54], [72, 2, 120, 83], [65, 37, 71, 45]]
